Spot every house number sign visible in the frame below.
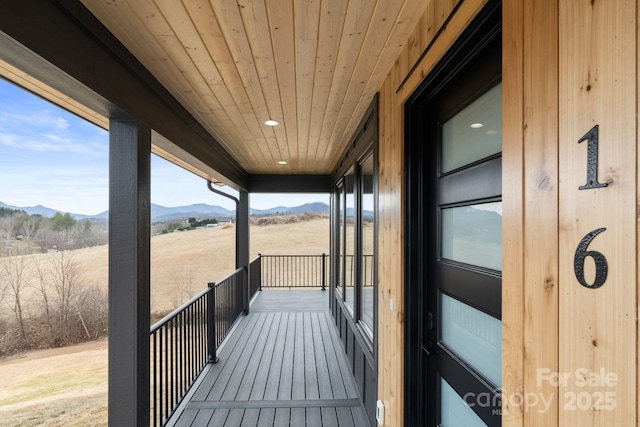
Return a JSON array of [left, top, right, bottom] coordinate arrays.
[[574, 125, 608, 289]]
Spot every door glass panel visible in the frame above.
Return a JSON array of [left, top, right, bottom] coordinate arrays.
[[441, 293, 502, 387], [441, 83, 502, 173], [441, 378, 487, 427], [441, 202, 502, 271], [360, 155, 375, 334], [344, 169, 355, 313]]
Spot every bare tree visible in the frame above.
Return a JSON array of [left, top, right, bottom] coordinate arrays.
[[0, 256, 31, 343], [17, 213, 42, 254], [0, 216, 16, 256], [169, 266, 196, 309], [49, 251, 82, 341]]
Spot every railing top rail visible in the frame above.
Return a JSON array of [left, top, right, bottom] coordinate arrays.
[[259, 254, 327, 257], [150, 287, 210, 334], [213, 266, 245, 286], [250, 255, 261, 264]]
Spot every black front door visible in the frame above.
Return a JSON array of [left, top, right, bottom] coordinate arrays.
[[405, 4, 502, 426]]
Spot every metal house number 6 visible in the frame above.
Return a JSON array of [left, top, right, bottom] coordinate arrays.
[[574, 228, 608, 289]]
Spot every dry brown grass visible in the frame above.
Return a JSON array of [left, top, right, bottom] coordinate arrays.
[[0, 217, 329, 426]]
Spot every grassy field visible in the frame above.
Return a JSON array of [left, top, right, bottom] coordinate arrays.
[[0, 217, 329, 426]]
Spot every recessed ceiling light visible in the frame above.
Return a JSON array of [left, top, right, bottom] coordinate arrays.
[[278, 161, 287, 165], [470, 123, 484, 128], [265, 119, 279, 126]]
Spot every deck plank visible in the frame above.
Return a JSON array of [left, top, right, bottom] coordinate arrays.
[[306, 406, 323, 427], [233, 313, 278, 400], [321, 407, 340, 427], [256, 407, 276, 426], [261, 312, 288, 400], [239, 408, 260, 426], [292, 312, 306, 399], [190, 408, 213, 426], [208, 408, 229, 426], [312, 312, 334, 399], [173, 408, 198, 426], [291, 407, 306, 426], [217, 313, 270, 401], [337, 406, 356, 427], [190, 313, 257, 401], [273, 407, 290, 426], [249, 312, 283, 400], [170, 290, 369, 427], [224, 408, 245, 426], [304, 312, 320, 400], [319, 311, 348, 399]]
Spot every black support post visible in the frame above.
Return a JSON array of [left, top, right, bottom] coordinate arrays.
[[108, 119, 151, 426], [238, 191, 250, 314]]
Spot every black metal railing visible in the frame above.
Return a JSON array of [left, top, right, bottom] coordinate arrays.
[[149, 267, 245, 427], [259, 254, 328, 290], [150, 288, 211, 427], [150, 254, 333, 425], [209, 267, 245, 357]]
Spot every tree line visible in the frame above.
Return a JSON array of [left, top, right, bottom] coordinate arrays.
[[0, 208, 107, 256]]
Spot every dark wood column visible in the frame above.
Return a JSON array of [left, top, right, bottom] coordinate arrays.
[[108, 119, 151, 426], [238, 191, 250, 314]]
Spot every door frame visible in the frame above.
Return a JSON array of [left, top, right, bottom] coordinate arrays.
[[404, 2, 502, 425]]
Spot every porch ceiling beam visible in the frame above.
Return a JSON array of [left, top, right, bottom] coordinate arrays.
[[0, 0, 248, 191], [248, 174, 333, 193]]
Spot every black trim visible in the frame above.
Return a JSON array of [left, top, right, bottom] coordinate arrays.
[[330, 96, 379, 426], [404, 2, 502, 426], [248, 174, 332, 193]]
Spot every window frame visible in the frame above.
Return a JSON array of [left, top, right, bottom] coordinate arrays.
[[334, 145, 377, 347]]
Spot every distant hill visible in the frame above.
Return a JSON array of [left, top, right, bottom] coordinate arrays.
[[0, 201, 330, 222]]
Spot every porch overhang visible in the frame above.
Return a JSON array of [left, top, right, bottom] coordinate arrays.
[[0, 0, 248, 191]]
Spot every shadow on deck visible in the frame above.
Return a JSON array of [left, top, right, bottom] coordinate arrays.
[[168, 290, 368, 427]]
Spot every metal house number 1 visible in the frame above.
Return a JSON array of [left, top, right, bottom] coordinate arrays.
[[578, 125, 608, 190], [574, 124, 608, 289]]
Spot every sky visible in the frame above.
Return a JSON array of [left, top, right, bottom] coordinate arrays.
[[0, 78, 328, 215]]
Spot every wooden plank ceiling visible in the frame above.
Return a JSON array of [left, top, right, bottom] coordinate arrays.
[[78, 0, 427, 176]]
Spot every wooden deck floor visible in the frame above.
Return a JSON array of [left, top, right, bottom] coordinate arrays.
[[169, 290, 368, 427]]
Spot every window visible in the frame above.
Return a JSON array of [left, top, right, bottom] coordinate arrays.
[[360, 154, 375, 334], [344, 168, 355, 313], [335, 151, 377, 342]]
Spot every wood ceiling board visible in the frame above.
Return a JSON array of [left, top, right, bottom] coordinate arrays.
[[85, 0, 240, 154], [76, 0, 429, 177], [259, 0, 297, 171], [238, 0, 291, 169], [313, 0, 377, 164], [328, 0, 430, 167], [154, 0, 266, 169], [319, 0, 406, 165], [181, 0, 272, 171], [294, 0, 321, 172], [307, 0, 349, 172], [210, 0, 280, 170]]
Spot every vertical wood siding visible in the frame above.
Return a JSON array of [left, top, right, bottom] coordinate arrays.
[[558, 0, 637, 425], [377, 0, 638, 426]]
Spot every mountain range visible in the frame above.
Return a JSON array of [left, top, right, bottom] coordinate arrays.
[[0, 201, 331, 222]]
